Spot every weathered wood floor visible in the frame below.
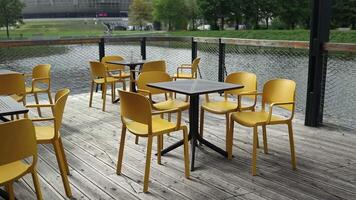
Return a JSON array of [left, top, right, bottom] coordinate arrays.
[[2, 92, 356, 200]]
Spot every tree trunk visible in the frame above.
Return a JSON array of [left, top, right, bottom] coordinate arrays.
[[168, 19, 172, 31], [235, 15, 239, 30], [6, 19, 10, 39], [220, 16, 224, 30], [192, 18, 196, 30], [265, 17, 269, 29]]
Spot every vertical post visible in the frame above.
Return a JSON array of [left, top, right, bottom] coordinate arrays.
[[99, 38, 105, 61], [218, 38, 225, 82], [305, 0, 332, 127], [141, 37, 146, 60], [191, 37, 197, 62]]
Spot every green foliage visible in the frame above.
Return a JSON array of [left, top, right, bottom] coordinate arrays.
[[152, 0, 187, 31], [184, 0, 200, 30], [275, 0, 310, 29], [197, 0, 233, 30], [128, 0, 152, 29], [0, 0, 24, 38], [332, 0, 356, 29]]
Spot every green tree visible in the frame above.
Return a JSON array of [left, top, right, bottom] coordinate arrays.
[[153, 0, 187, 31], [332, 0, 356, 29], [240, 0, 259, 29], [275, 0, 310, 29], [0, 0, 24, 38], [128, 0, 152, 30], [197, 0, 232, 30], [184, 0, 199, 30], [258, 0, 278, 29]]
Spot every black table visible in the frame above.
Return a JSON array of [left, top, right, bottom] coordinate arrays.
[[0, 96, 29, 122], [148, 79, 244, 171], [107, 60, 146, 93]]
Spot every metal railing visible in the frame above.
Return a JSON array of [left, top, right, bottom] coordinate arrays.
[[0, 36, 355, 129]]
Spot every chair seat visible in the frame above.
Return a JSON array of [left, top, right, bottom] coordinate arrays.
[[172, 73, 194, 79], [153, 99, 189, 111], [35, 126, 56, 142], [110, 72, 130, 79], [0, 161, 30, 184], [202, 100, 237, 114], [126, 116, 176, 136], [231, 111, 284, 127], [94, 77, 120, 84], [26, 86, 48, 93]]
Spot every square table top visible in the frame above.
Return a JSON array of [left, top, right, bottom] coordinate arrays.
[[0, 69, 20, 75], [147, 79, 244, 96], [106, 59, 146, 66], [0, 96, 28, 117]]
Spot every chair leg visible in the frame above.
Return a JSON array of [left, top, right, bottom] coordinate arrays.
[[47, 91, 54, 115], [262, 125, 268, 154], [287, 122, 297, 170], [157, 135, 162, 165], [182, 127, 190, 178], [111, 83, 114, 103], [199, 109, 204, 139], [123, 80, 126, 91], [89, 81, 94, 107], [58, 137, 70, 175], [102, 83, 107, 111], [256, 129, 260, 148], [135, 136, 139, 144], [5, 183, 15, 200], [116, 126, 127, 175], [34, 93, 42, 117], [252, 126, 258, 176], [225, 113, 230, 152], [143, 135, 153, 193], [227, 118, 234, 160], [31, 169, 43, 200], [53, 140, 72, 197]]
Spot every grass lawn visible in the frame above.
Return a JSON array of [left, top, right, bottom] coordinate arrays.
[[0, 20, 355, 43]]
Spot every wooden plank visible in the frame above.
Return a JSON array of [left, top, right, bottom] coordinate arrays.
[[324, 42, 356, 53], [221, 38, 310, 49], [0, 38, 100, 48], [193, 37, 220, 44]]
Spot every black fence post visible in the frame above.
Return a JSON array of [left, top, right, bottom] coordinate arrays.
[[141, 37, 146, 60], [218, 38, 225, 82], [99, 38, 105, 61], [305, 0, 332, 127], [192, 37, 197, 62]]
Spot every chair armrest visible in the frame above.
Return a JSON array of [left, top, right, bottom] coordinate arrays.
[[31, 117, 55, 122], [267, 101, 295, 122], [237, 91, 260, 109], [26, 104, 55, 108], [181, 64, 192, 67], [137, 89, 153, 101], [31, 77, 50, 90], [176, 66, 192, 76], [24, 73, 32, 77]]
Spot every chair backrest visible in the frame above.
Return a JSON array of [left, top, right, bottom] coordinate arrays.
[[224, 72, 257, 99], [191, 57, 201, 78], [141, 60, 166, 73], [136, 71, 172, 95], [89, 61, 107, 79], [0, 119, 37, 166], [54, 88, 70, 136], [0, 73, 26, 97], [119, 90, 152, 128], [101, 55, 125, 71], [262, 79, 296, 111], [32, 64, 51, 84]]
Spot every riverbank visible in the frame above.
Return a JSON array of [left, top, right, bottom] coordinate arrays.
[[0, 20, 355, 43]]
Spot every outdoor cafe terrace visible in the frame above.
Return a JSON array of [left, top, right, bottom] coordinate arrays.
[[0, 35, 356, 200]]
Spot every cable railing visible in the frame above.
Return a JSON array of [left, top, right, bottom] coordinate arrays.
[[0, 36, 355, 129]]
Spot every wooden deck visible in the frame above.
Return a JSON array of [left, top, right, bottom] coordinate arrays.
[[3, 92, 356, 200]]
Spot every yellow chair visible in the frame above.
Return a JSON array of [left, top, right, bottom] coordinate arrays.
[[172, 57, 201, 80], [200, 72, 257, 152], [116, 90, 190, 193], [0, 73, 26, 105], [27, 89, 72, 197], [25, 64, 53, 117], [141, 60, 166, 73], [0, 119, 43, 200], [89, 61, 121, 111], [101, 55, 130, 91], [135, 71, 190, 144], [228, 79, 297, 175]]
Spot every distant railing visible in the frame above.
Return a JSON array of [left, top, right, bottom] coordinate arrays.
[[0, 36, 355, 129]]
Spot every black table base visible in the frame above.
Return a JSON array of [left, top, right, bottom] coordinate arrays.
[[160, 95, 228, 171]]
